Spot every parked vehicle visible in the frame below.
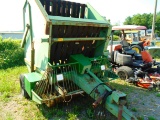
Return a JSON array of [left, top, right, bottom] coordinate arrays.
[[108, 25, 160, 58], [107, 25, 148, 54], [109, 40, 160, 90], [107, 25, 160, 90]]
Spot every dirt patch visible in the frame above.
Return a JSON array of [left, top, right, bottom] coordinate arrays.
[[0, 95, 25, 120]]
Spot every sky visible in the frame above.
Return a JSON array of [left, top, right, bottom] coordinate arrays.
[[0, 0, 159, 32]]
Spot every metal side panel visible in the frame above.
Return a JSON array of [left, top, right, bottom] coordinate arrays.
[[86, 3, 107, 21], [25, 0, 50, 37], [24, 72, 42, 97], [27, 0, 49, 21], [28, 0, 49, 37], [34, 42, 49, 71], [32, 90, 42, 104], [48, 16, 110, 27]]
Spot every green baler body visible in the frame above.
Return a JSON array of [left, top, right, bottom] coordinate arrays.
[[22, 0, 111, 72], [21, 0, 137, 119]]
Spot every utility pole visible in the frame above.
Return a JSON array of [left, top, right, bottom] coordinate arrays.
[[151, 0, 157, 40]]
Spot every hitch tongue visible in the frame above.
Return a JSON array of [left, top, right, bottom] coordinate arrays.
[[92, 90, 112, 108], [118, 100, 127, 120]]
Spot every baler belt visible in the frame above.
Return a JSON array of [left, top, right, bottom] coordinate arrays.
[[41, 0, 86, 18], [51, 0, 56, 16], [55, 42, 63, 63], [61, 1, 66, 16], [60, 43, 68, 63], [75, 3, 80, 18], [40, 0, 44, 6], [80, 4, 85, 18], [71, 2, 76, 17], [66, 2, 71, 17], [45, 0, 50, 15]]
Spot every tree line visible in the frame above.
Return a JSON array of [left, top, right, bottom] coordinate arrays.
[[123, 12, 160, 36]]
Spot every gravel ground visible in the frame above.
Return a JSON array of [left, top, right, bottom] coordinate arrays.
[[127, 89, 160, 120]]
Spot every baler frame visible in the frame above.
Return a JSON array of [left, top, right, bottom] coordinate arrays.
[[20, 0, 137, 119]]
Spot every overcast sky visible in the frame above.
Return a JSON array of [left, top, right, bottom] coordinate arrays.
[[0, 0, 159, 31]]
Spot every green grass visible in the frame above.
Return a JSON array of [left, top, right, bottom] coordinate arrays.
[[148, 116, 157, 120], [156, 93, 160, 97], [131, 108, 137, 112], [0, 66, 28, 101]]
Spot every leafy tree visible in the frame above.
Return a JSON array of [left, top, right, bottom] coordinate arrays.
[[155, 12, 160, 36], [123, 12, 160, 36], [123, 16, 132, 25]]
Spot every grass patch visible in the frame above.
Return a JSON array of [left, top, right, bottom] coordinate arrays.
[[5, 112, 14, 120], [0, 66, 28, 101], [110, 79, 137, 94], [131, 108, 137, 112], [67, 113, 77, 120], [156, 93, 160, 97], [148, 116, 157, 120]]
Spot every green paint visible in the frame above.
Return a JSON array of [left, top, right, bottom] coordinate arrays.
[[69, 54, 91, 74], [32, 90, 42, 104], [86, 3, 107, 21], [49, 16, 110, 27], [24, 72, 42, 97], [70, 70, 136, 119], [21, 24, 30, 48], [41, 38, 49, 42], [52, 37, 106, 42]]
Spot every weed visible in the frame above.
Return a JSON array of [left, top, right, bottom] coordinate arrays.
[[56, 109, 65, 116], [156, 93, 160, 97], [0, 66, 27, 94], [0, 91, 11, 102], [86, 108, 94, 118], [6, 113, 14, 120], [137, 116, 144, 120], [67, 113, 77, 120], [131, 108, 137, 112], [148, 116, 157, 120]]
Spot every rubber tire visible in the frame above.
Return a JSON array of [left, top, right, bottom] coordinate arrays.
[[19, 74, 30, 99], [131, 45, 142, 54], [116, 66, 134, 80], [157, 65, 160, 74]]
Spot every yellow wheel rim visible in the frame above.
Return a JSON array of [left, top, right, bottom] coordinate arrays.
[[132, 47, 140, 53]]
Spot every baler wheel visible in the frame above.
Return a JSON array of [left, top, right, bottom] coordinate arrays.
[[19, 74, 30, 99], [116, 66, 134, 80]]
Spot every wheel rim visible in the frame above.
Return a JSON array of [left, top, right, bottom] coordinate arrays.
[[118, 71, 127, 80], [132, 47, 140, 53]]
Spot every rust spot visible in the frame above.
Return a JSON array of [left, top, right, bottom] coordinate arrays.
[[87, 78, 95, 84], [45, 21, 51, 35], [94, 88, 100, 94]]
